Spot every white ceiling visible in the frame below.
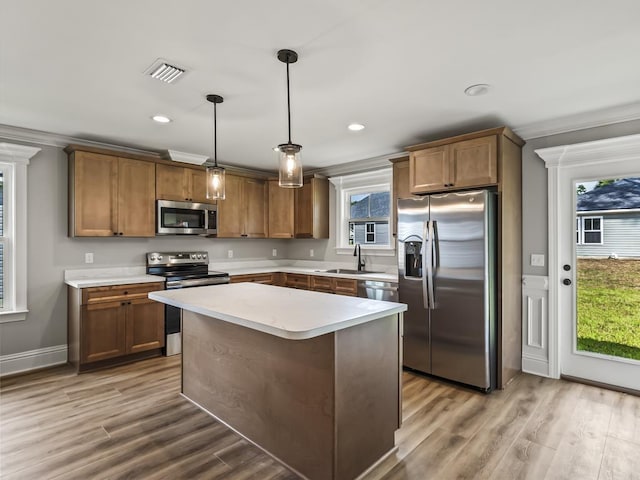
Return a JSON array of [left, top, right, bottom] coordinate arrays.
[[1, 0, 640, 171]]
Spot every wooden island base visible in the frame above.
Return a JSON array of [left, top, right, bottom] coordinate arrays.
[[182, 310, 402, 480]]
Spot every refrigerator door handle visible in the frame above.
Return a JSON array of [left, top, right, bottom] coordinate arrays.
[[426, 220, 435, 310], [421, 221, 430, 309]]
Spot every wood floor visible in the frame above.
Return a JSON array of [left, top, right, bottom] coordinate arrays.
[[1, 356, 639, 480]]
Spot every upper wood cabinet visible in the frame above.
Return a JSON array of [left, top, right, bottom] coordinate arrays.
[[408, 133, 498, 194], [156, 163, 209, 204], [391, 156, 412, 238], [268, 179, 294, 238], [294, 177, 329, 239], [217, 174, 268, 238], [68, 150, 155, 237]]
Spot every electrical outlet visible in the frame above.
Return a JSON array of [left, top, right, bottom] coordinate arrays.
[[272, 249, 277, 257], [309, 249, 314, 257], [84, 252, 94, 264], [530, 254, 545, 267], [227, 250, 234, 259]]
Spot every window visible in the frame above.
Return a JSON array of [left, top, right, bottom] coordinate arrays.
[[0, 142, 39, 323], [576, 216, 603, 245], [330, 168, 394, 255]]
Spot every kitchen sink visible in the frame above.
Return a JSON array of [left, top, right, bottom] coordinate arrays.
[[323, 268, 380, 275]]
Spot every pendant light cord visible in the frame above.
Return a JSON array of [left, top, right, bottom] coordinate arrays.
[[213, 102, 218, 168], [286, 60, 292, 144]]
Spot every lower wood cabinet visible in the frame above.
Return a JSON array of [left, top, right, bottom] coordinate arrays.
[[69, 282, 164, 372], [230, 273, 278, 285]]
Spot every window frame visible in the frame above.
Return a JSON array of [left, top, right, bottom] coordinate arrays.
[[330, 168, 394, 256], [576, 215, 604, 245], [0, 143, 39, 323]]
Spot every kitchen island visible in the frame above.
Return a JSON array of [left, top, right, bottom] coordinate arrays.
[[149, 282, 406, 480]]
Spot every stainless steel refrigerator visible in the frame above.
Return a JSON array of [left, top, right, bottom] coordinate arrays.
[[397, 190, 497, 391]]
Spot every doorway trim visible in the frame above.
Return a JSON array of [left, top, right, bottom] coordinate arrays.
[[535, 133, 640, 379]]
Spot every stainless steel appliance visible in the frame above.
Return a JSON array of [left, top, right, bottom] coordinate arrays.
[[156, 200, 217, 236], [357, 280, 398, 302], [146, 251, 229, 355], [397, 190, 497, 391]]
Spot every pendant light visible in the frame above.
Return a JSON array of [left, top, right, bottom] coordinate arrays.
[[276, 49, 303, 188], [205, 94, 225, 200]]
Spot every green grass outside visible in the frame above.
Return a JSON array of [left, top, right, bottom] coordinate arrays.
[[577, 258, 640, 361]]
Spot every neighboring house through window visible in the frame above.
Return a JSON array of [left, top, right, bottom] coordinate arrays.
[[576, 215, 604, 245], [0, 142, 40, 323], [331, 168, 394, 255]]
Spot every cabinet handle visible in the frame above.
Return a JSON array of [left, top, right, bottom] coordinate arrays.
[[119, 232, 123, 236], [113, 232, 118, 236], [241, 234, 248, 237], [121, 302, 126, 306], [123, 291, 128, 295]]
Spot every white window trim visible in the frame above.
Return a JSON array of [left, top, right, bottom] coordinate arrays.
[[0, 143, 39, 323], [330, 168, 394, 256], [577, 215, 604, 245]]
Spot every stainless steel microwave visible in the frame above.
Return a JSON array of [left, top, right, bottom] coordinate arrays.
[[156, 200, 217, 236]]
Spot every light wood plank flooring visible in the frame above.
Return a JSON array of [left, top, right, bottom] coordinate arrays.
[[1, 356, 639, 479]]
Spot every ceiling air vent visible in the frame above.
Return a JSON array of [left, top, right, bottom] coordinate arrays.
[[144, 59, 186, 84]]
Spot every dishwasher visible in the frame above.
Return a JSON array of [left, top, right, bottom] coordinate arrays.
[[357, 280, 399, 301]]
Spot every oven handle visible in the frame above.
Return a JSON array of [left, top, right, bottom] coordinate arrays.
[[166, 277, 230, 289]]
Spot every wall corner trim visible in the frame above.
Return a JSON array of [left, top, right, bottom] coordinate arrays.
[[0, 344, 68, 377]]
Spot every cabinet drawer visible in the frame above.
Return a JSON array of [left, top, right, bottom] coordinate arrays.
[[310, 276, 334, 293], [334, 278, 358, 296], [230, 273, 274, 284], [82, 282, 164, 305], [284, 273, 310, 289]]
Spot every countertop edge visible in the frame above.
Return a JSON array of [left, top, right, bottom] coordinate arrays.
[[65, 275, 165, 288], [148, 290, 406, 340]]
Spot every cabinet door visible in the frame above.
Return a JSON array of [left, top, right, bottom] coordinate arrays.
[[310, 276, 334, 293], [156, 164, 189, 201], [268, 179, 294, 238], [72, 151, 118, 236], [126, 298, 164, 354], [392, 158, 411, 238], [217, 174, 244, 237], [294, 180, 313, 238], [118, 158, 156, 237], [409, 146, 449, 194], [189, 169, 210, 204], [81, 302, 127, 363], [449, 136, 497, 188], [244, 178, 268, 238]]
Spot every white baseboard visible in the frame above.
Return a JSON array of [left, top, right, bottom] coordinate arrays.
[[522, 355, 550, 378], [0, 344, 67, 376]]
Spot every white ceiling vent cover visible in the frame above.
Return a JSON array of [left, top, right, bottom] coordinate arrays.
[[144, 59, 186, 84]]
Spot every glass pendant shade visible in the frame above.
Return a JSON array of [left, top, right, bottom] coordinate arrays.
[[278, 143, 303, 188], [206, 164, 225, 200]]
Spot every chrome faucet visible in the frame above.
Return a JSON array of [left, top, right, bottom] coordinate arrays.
[[353, 243, 365, 272]]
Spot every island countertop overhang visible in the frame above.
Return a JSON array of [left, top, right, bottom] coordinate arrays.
[[149, 282, 407, 340]]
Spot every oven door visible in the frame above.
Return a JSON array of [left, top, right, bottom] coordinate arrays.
[[156, 200, 213, 235]]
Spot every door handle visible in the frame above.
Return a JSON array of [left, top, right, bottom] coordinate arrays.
[[426, 220, 435, 310], [562, 278, 572, 286], [421, 222, 429, 309]]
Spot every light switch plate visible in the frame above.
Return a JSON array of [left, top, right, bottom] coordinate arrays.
[[309, 249, 314, 257], [530, 254, 545, 267], [227, 250, 233, 259], [272, 249, 277, 257], [84, 253, 94, 264]]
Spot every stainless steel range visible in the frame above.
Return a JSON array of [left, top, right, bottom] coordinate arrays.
[[146, 251, 229, 355]]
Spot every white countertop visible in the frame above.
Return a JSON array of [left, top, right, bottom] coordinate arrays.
[[216, 264, 398, 283], [64, 267, 165, 288], [149, 283, 406, 340]]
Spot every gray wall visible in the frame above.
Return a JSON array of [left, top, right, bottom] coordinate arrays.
[[521, 118, 640, 276], [0, 140, 289, 356]]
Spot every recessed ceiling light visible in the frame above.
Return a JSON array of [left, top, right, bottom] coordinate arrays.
[[152, 115, 171, 124], [464, 84, 491, 96], [348, 123, 365, 131]]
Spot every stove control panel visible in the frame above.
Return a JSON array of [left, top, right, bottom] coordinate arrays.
[[147, 251, 208, 266]]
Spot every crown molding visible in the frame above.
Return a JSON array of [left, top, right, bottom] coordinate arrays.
[[515, 102, 640, 140], [535, 132, 640, 168], [0, 123, 161, 156], [306, 150, 404, 178]]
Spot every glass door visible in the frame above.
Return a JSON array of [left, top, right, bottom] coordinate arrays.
[[559, 167, 640, 390]]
